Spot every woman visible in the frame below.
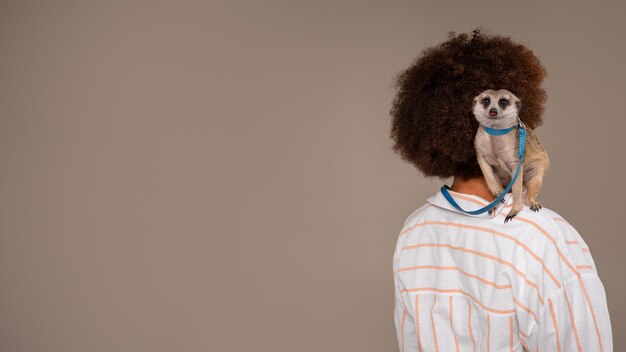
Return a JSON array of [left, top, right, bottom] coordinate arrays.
[[389, 29, 612, 351]]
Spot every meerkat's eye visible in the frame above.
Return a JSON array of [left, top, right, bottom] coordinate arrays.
[[482, 98, 490, 104], [499, 99, 508, 106]]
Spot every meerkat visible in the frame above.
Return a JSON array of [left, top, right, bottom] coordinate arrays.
[[472, 89, 550, 223]]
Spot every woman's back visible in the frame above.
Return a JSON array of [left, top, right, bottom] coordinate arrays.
[[393, 189, 612, 352]]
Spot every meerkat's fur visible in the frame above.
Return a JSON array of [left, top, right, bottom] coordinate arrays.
[[472, 89, 550, 223]]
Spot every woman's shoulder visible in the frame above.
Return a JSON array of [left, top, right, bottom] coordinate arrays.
[[400, 201, 591, 256], [516, 205, 586, 243], [401, 202, 434, 227], [397, 200, 589, 248], [500, 205, 598, 276], [530, 206, 592, 251]]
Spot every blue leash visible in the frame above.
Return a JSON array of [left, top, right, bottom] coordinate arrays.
[[440, 120, 527, 215]]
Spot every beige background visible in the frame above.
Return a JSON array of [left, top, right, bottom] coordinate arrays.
[[0, 1, 624, 351]]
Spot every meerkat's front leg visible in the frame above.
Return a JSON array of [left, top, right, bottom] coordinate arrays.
[[477, 155, 503, 197], [476, 155, 506, 216], [525, 172, 545, 212], [504, 164, 524, 223]]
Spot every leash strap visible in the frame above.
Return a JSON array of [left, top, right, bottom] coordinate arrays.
[[440, 122, 527, 215]]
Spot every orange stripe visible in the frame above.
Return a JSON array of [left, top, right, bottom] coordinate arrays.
[[402, 243, 545, 305], [518, 328, 530, 351], [415, 295, 422, 352], [400, 220, 561, 288], [509, 316, 514, 352], [400, 287, 515, 315], [520, 329, 529, 350], [431, 296, 440, 352], [450, 296, 459, 352], [549, 298, 562, 352], [487, 315, 491, 352], [468, 301, 476, 352], [444, 191, 487, 206], [520, 338, 530, 351], [564, 290, 583, 352], [566, 240, 591, 253], [398, 204, 434, 238], [576, 265, 593, 270], [396, 204, 434, 263], [553, 217, 572, 227], [398, 265, 512, 290], [513, 297, 539, 323]]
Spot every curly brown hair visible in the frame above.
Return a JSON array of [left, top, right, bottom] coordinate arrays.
[[389, 28, 548, 179]]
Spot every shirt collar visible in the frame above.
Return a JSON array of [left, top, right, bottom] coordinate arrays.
[[426, 186, 528, 218]]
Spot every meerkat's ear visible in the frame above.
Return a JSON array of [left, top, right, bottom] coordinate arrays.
[[515, 100, 522, 111]]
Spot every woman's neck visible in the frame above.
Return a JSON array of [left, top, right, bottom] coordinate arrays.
[[449, 175, 496, 202]]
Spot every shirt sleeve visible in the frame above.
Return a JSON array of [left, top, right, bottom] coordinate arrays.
[[393, 225, 419, 352], [525, 273, 613, 352], [394, 281, 418, 352]]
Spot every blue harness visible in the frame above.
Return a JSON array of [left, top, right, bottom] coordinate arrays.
[[440, 120, 527, 215]]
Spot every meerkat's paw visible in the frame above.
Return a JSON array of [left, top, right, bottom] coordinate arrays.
[[525, 195, 542, 212], [488, 198, 506, 216], [504, 208, 520, 223], [528, 201, 542, 212]]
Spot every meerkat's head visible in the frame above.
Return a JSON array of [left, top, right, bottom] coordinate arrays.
[[472, 89, 521, 128]]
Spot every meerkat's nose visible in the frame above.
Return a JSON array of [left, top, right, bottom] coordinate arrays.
[[489, 108, 498, 117]]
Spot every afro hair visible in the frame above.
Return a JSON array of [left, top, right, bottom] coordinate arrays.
[[389, 28, 548, 180]]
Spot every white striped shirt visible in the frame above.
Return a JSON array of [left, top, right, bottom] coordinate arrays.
[[393, 188, 613, 351]]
